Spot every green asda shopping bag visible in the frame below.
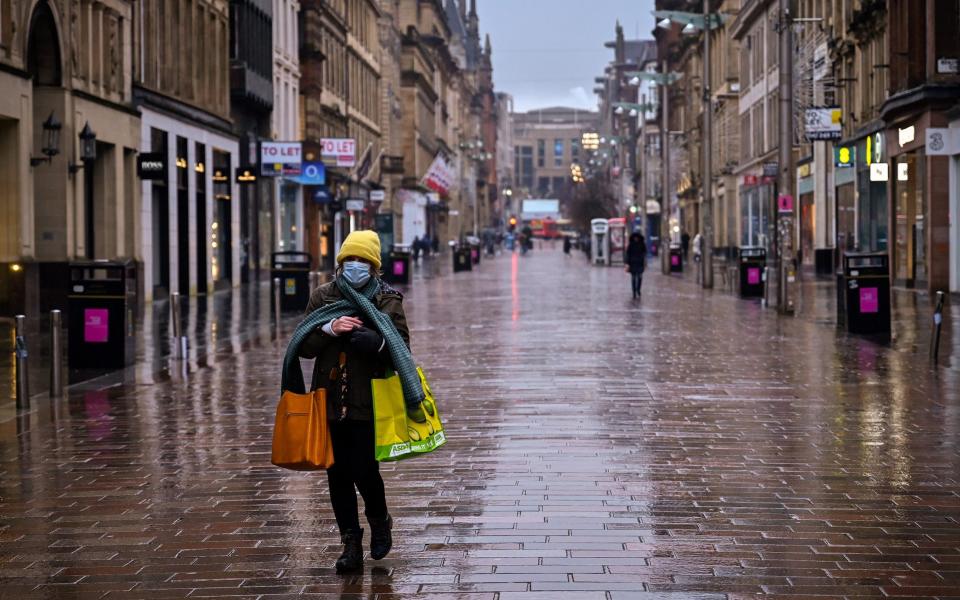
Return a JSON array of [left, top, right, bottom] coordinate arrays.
[[371, 368, 445, 461]]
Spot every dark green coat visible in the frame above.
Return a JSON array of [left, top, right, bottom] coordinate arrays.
[[297, 279, 410, 421]]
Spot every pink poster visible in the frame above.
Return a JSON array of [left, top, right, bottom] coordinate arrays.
[[859, 287, 879, 314], [671, 255, 679, 266], [393, 260, 405, 276], [84, 308, 109, 343], [747, 267, 761, 285]]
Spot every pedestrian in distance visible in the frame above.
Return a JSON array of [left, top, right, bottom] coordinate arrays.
[[431, 234, 440, 255], [297, 230, 427, 574], [681, 230, 691, 259], [411, 235, 421, 262], [563, 236, 572, 257], [692, 232, 703, 264], [625, 232, 647, 299]]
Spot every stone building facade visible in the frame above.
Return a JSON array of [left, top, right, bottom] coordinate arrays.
[[0, 0, 141, 314]]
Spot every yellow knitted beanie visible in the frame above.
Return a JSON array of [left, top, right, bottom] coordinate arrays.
[[336, 230, 382, 270]]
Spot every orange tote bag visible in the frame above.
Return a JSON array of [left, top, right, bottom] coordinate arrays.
[[271, 388, 334, 471]]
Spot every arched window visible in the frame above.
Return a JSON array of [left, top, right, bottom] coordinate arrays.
[[27, 1, 62, 87]]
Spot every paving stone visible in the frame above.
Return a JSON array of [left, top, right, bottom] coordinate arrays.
[[2, 250, 959, 598]]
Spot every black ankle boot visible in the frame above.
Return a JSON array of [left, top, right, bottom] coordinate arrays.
[[335, 528, 363, 573], [368, 514, 393, 560]]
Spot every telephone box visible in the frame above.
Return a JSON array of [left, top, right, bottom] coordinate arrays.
[[591, 218, 610, 266]]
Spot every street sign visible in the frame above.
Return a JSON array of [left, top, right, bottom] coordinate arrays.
[[260, 141, 302, 176], [320, 138, 356, 167]]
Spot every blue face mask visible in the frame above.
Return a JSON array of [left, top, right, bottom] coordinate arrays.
[[342, 260, 372, 288]]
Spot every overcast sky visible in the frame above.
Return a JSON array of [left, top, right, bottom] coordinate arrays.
[[477, 0, 657, 113]]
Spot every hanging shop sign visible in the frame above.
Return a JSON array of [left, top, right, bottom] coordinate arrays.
[[834, 145, 855, 168], [137, 153, 167, 180], [320, 138, 356, 168], [938, 58, 959, 74], [288, 161, 325, 185], [804, 107, 842, 141], [260, 141, 302, 176], [869, 162, 889, 182], [345, 199, 365, 212], [421, 153, 456, 195], [235, 167, 258, 184], [312, 187, 332, 203], [762, 162, 779, 177], [370, 189, 386, 202], [743, 174, 758, 186], [926, 128, 960, 155], [866, 132, 884, 165]]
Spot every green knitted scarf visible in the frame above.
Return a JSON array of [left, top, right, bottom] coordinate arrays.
[[281, 276, 425, 408]]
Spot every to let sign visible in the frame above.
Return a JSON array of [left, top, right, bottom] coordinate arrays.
[[260, 142, 302, 177], [320, 138, 356, 168]]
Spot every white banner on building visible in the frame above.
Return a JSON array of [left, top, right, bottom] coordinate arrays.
[[421, 153, 456, 196], [926, 128, 960, 155], [804, 107, 842, 141]]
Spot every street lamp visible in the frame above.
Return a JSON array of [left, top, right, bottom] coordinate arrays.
[[30, 112, 62, 166], [650, 7, 729, 289], [69, 122, 97, 174]]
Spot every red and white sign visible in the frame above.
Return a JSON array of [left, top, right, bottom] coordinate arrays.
[[260, 141, 302, 176], [743, 174, 757, 186], [320, 138, 357, 168], [421, 153, 456, 195]]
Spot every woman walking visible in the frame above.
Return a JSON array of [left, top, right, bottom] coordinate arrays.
[[298, 230, 426, 572], [625, 231, 647, 299]]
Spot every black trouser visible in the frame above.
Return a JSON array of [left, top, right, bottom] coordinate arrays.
[[631, 271, 643, 294], [326, 420, 388, 534]]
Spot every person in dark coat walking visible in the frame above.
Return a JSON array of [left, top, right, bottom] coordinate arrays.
[[562, 236, 572, 256], [298, 231, 423, 573], [680, 230, 691, 259], [625, 232, 647, 298]]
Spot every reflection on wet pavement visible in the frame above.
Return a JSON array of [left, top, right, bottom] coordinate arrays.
[[0, 249, 958, 598]]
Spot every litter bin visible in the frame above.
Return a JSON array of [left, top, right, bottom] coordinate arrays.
[[738, 247, 766, 298], [669, 243, 683, 273], [385, 247, 411, 285], [271, 251, 312, 312], [67, 259, 136, 370], [453, 247, 473, 272], [838, 252, 890, 335]]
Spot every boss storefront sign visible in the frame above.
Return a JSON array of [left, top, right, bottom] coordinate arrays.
[[260, 142, 302, 177], [137, 153, 167, 180]]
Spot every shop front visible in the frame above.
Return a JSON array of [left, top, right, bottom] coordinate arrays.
[[886, 116, 952, 292], [833, 143, 857, 269], [140, 109, 240, 300], [738, 174, 774, 249], [855, 131, 889, 255]]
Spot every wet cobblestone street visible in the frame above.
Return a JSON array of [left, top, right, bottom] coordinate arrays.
[[2, 249, 960, 599]]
